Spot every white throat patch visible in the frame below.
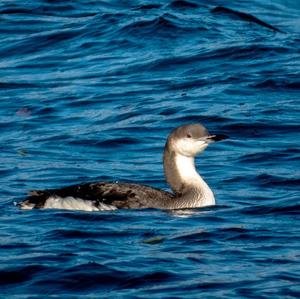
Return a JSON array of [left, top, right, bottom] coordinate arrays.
[[174, 154, 215, 206]]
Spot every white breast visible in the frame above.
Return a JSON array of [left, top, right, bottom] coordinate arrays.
[[174, 154, 215, 207]]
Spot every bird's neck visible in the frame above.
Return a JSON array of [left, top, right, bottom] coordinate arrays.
[[163, 143, 215, 207]]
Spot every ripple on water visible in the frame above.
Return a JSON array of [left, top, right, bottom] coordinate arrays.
[[0, 0, 299, 297]]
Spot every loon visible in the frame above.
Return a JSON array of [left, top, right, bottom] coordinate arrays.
[[19, 124, 228, 211]]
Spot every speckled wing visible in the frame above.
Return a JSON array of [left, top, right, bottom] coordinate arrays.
[[21, 182, 173, 210]]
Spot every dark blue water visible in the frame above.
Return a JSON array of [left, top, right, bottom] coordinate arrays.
[[1, 0, 300, 297]]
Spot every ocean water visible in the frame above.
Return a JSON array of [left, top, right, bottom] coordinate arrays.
[[0, 0, 299, 297]]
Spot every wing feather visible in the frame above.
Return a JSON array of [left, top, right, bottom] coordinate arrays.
[[20, 182, 173, 210]]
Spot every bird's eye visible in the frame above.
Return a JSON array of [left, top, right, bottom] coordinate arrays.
[[187, 133, 192, 138]]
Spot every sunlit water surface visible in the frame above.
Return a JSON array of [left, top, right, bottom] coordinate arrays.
[[0, 0, 299, 297]]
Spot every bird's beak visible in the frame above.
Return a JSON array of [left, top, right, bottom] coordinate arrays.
[[206, 134, 229, 142]]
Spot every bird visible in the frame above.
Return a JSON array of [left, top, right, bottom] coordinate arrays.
[[19, 124, 228, 211]]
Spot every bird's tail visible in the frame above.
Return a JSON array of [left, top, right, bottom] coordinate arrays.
[[18, 190, 50, 209]]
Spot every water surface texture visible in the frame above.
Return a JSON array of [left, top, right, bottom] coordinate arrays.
[[1, 0, 300, 297]]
